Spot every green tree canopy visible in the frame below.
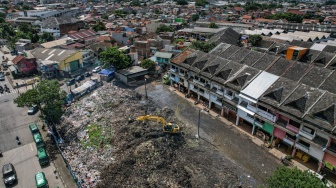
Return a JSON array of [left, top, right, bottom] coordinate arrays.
[[195, 0, 207, 7], [191, 41, 216, 53], [325, 0, 336, 5], [191, 14, 199, 22], [177, 0, 188, 5], [267, 167, 329, 188], [265, 13, 303, 23], [140, 59, 156, 71], [92, 21, 106, 32], [14, 80, 67, 123], [130, 0, 140, 6], [156, 25, 174, 33], [99, 47, 131, 70], [209, 22, 218, 28], [248, 34, 262, 46], [39, 32, 54, 43]]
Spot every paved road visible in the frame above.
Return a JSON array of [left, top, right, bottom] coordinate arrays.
[[138, 83, 281, 185], [0, 143, 63, 188], [0, 87, 38, 152]]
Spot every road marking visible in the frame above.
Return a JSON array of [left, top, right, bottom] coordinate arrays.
[[30, 143, 34, 151]]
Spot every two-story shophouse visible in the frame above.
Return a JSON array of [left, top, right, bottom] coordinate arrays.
[[170, 42, 336, 177]]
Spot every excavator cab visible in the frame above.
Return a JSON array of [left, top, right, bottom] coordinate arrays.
[[164, 123, 179, 133]]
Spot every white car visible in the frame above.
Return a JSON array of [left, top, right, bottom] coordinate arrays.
[[92, 66, 101, 73]]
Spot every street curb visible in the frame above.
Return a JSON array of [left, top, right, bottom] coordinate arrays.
[[37, 119, 67, 188]]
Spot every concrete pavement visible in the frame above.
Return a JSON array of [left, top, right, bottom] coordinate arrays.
[[0, 143, 64, 188]]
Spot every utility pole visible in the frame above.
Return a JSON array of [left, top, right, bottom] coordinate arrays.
[[144, 78, 148, 99], [197, 109, 201, 139]]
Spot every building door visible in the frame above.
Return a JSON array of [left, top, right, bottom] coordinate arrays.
[[69, 60, 80, 72]]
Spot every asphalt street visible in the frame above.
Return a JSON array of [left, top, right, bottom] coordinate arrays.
[[0, 143, 63, 188], [0, 79, 63, 188]]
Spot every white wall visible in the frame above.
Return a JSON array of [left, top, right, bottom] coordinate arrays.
[[308, 144, 324, 161], [41, 28, 60, 37], [237, 109, 254, 123]]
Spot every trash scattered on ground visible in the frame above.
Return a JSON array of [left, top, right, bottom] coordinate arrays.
[[57, 84, 245, 187]]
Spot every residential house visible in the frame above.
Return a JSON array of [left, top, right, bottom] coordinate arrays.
[[11, 55, 37, 75], [27, 48, 83, 78], [154, 52, 172, 68], [15, 39, 33, 54]]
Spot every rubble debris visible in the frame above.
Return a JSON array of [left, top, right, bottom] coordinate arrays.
[[57, 84, 244, 187]]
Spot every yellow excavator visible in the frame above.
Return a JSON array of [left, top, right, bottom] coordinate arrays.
[[135, 115, 180, 134]]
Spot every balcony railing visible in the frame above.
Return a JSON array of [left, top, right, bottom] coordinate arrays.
[[170, 68, 177, 73], [216, 90, 224, 95], [247, 104, 257, 112], [256, 109, 276, 122], [299, 129, 315, 140], [254, 121, 263, 128], [296, 142, 310, 153], [193, 79, 205, 86], [286, 124, 300, 134], [179, 72, 185, 77], [283, 137, 295, 146], [224, 94, 234, 100]]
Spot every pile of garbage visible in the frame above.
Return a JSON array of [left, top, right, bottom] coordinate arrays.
[[58, 84, 242, 187]]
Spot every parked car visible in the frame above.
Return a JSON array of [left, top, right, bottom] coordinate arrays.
[[35, 172, 48, 188], [75, 75, 85, 82], [92, 66, 101, 73], [2, 163, 17, 186], [0, 72, 5, 81], [28, 105, 38, 115], [66, 78, 75, 86], [84, 71, 91, 77]]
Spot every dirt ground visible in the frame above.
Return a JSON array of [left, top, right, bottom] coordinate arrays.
[[57, 81, 279, 188]]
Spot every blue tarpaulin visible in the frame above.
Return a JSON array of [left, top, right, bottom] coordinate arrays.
[[99, 69, 114, 77]]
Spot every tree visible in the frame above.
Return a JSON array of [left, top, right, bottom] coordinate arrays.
[[209, 22, 218, 28], [140, 59, 156, 71], [195, 0, 207, 7], [176, 0, 188, 5], [39, 32, 54, 43], [101, 14, 108, 20], [248, 34, 262, 46], [14, 80, 66, 123], [130, 0, 140, 6], [192, 14, 199, 22], [92, 21, 106, 32], [156, 25, 174, 33], [267, 167, 329, 188], [99, 47, 131, 70], [22, 4, 32, 10], [191, 41, 216, 53], [325, 0, 336, 5]]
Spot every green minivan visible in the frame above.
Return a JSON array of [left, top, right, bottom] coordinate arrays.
[[35, 172, 48, 188], [29, 123, 40, 135], [37, 147, 49, 166], [33, 133, 45, 149]]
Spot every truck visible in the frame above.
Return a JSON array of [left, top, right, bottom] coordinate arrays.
[[69, 77, 99, 101]]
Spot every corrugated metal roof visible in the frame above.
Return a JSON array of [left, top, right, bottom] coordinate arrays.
[[310, 43, 327, 51], [240, 71, 279, 100], [154, 52, 172, 59]]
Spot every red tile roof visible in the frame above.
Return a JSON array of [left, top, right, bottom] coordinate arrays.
[[12, 55, 25, 65]]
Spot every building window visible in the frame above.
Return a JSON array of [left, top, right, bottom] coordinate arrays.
[[180, 69, 185, 74], [199, 88, 204, 93], [194, 86, 198, 90], [289, 119, 300, 128], [194, 76, 199, 80], [302, 126, 315, 135], [200, 78, 205, 83], [258, 105, 268, 111], [226, 90, 233, 96], [247, 114, 254, 119]]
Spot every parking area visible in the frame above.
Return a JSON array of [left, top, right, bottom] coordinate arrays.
[[0, 143, 63, 188]]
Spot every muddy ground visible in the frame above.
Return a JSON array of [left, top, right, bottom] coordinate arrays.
[[58, 82, 279, 188]]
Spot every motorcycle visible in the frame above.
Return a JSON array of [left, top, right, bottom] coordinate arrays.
[[16, 136, 21, 145]]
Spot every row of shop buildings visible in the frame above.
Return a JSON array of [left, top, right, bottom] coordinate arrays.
[[169, 43, 336, 177]]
